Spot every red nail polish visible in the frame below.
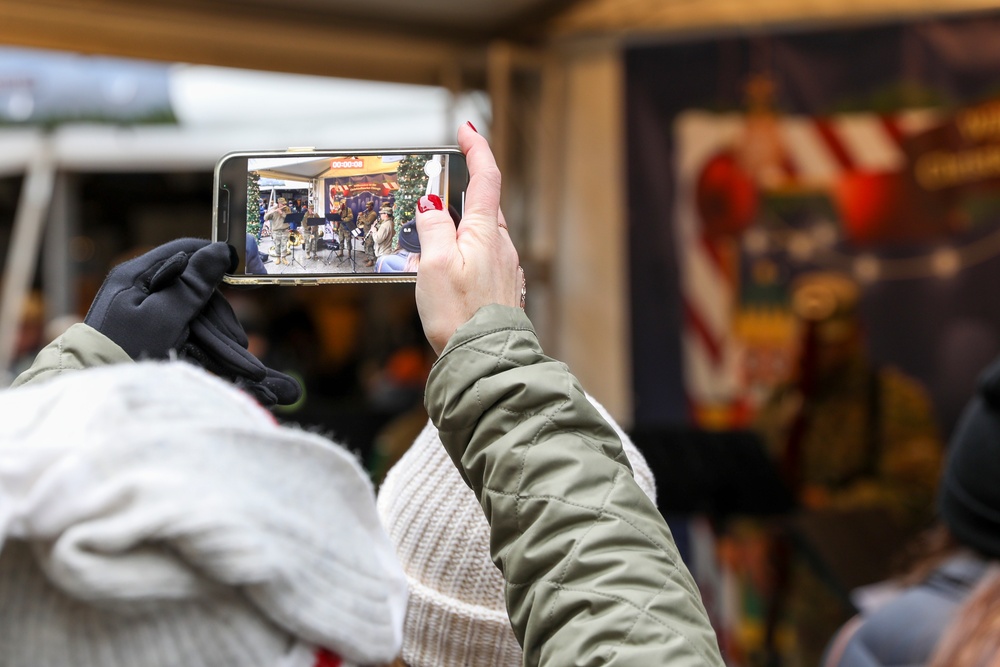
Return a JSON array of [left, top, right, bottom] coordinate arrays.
[[466, 120, 478, 133], [418, 194, 443, 212]]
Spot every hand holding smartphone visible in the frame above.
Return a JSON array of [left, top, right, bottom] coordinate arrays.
[[213, 148, 468, 285]]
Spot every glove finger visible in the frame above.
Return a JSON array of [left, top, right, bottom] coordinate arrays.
[[201, 292, 249, 348], [141, 242, 233, 322], [261, 367, 303, 406], [237, 380, 279, 408], [188, 313, 267, 382]]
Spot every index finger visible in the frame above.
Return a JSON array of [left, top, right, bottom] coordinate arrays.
[[457, 123, 502, 231], [144, 241, 232, 316]]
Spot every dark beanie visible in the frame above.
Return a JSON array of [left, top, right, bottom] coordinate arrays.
[[399, 220, 421, 254], [939, 355, 1000, 559]]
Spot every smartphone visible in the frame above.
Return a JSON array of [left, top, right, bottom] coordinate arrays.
[[213, 147, 468, 285]]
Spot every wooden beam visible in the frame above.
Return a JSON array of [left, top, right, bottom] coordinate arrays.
[[0, 0, 481, 87], [549, 0, 1000, 38]]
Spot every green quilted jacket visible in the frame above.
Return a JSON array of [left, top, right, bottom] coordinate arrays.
[[426, 304, 724, 667], [12, 322, 132, 388]]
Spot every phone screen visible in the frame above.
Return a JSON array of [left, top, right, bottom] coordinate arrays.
[[214, 149, 467, 284]]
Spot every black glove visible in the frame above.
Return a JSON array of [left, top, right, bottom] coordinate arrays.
[[85, 239, 235, 360], [85, 238, 302, 408], [183, 291, 302, 408]]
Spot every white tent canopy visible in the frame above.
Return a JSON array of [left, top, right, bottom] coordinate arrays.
[[0, 57, 489, 173], [0, 58, 490, 379]]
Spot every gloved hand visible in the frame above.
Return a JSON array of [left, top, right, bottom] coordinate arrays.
[[183, 292, 302, 408], [85, 238, 236, 360], [85, 238, 302, 407]]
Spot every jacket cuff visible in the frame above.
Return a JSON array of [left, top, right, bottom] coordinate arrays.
[[426, 305, 540, 428], [437, 304, 536, 359]]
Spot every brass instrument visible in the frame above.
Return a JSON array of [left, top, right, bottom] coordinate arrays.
[[287, 230, 303, 248]]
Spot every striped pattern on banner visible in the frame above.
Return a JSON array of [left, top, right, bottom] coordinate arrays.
[[673, 110, 938, 426]]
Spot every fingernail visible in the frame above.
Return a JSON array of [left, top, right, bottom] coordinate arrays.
[[418, 194, 443, 212], [466, 120, 478, 133]]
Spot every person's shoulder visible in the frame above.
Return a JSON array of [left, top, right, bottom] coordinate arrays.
[[842, 572, 966, 666], [924, 551, 992, 600], [376, 253, 407, 273]]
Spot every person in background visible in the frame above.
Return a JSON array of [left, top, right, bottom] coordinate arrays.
[[752, 270, 945, 666], [926, 571, 1000, 667], [246, 232, 268, 274], [756, 271, 943, 529], [375, 219, 420, 274], [265, 197, 292, 266], [823, 352, 1000, 667], [372, 203, 396, 262], [334, 200, 354, 259], [302, 205, 322, 261], [358, 200, 378, 267]]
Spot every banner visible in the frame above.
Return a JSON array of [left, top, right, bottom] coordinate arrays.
[[626, 13, 1000, 436], [627, 13, 1000, 665], [325, 173, 397, 218]]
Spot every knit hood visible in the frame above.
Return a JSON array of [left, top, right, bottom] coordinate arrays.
[[0, 361, 407, 667], [376, 394, 656, 667]]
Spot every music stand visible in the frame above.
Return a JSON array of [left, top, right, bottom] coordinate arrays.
[[301, 216, 325, 265], [628, 427, 795, 519], [340, 217, 361, 271], [631, 427, 908, 610], [284, 211, 306, 268]]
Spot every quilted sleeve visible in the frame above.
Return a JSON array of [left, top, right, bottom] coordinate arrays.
[[425, 305, 724, 667], [11, 323, 132, 388]]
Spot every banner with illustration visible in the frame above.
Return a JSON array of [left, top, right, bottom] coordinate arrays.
[[626, 13, 1000, 665], [626, 13, 1000, 437], [325, 173, 398, 218]]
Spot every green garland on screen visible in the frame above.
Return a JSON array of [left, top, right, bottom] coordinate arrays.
[[247, 172, 262, 238], [393, 155, 429, 248]]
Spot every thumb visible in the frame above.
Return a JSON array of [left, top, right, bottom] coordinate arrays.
[[187, 241, 236, 279], [415, 199, 457, 261]]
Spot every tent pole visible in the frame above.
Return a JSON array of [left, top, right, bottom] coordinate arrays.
[[0, 140, 56, 383], [44, 171, 79, 324]]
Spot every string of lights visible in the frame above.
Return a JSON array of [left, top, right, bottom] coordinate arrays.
[[742, 218, 1000, 283]]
